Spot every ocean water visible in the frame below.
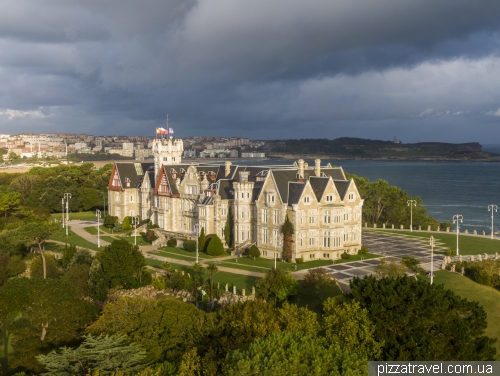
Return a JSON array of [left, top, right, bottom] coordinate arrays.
[[234, 159, 500, 233]]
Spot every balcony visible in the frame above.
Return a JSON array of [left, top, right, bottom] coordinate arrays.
[[182, 210, 198, 218]]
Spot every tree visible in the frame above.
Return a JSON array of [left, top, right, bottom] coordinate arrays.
[[302, 268, 336, 299], [224, 207, 234, 248], [18, 221, 61, 279], [225, 332, 367, 375], [198, 227, 206, 253], [206, 235, 224, 256], [0, 278, 97, 373], [0, 192, 21, 218], [36, 334, 148, 376], [322, 298, 382, 359], [66, 248, 93, 269], [401, 256, 426, 275], [248, 245, 260, 259], [350, 275, 497, 360], [374, 257, 407, 278], [276, 302, 320, 336], [61, 243, 77, 268], [280, 214, 294, 261], [256, 268, 299, 304], [61, 263, 91, 297], [122, 216, 132, 231], [88, 259, 109, 302], [104, 215, 118, 229], [30, 254, 62, 279], [87, 297, 208, 363], [99, 239, 150, 289], [206, 263, 219, 302]]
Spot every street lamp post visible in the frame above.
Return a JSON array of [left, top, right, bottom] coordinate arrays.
[[430, 236, 435, 285], [488, 205, 498, 239], [131, 216, 140, 246], [61, 198, 64, 228], [452, 214, 463, 256], [96, 209, 101, 248], [64, 193, 71, 236], [407, 200, 416, 232]]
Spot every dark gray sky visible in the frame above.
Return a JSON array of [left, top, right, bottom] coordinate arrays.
[[1, 0, 500, 143]]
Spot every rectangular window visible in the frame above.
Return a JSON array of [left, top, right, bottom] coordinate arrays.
[[308, 210, 315, 224], [324, 210, 331, 224], [263, 228, 268, 244], [262, 209, 268, 223], [299, 211, 305, 225], [274, 210, 279, 224]]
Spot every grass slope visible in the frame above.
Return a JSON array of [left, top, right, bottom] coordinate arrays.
[[434, 270, 500, 360]]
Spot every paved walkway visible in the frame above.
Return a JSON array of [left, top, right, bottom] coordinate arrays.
[[65, 220, 265, 278]]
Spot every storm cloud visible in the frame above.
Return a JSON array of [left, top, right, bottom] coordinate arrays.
[[1, 0, 500, 142]]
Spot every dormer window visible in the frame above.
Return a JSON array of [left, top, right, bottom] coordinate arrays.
[[348, 193, 355, 201], [325, 195, 334, 202], [125, 177, 131, 188], [265, 190, 276, 207], [304, 196, 310, 204]]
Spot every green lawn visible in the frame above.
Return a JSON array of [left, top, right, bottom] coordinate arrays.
[[50, 211, 101, 221], [333, 253, 381, 264], [100, 226, 126, 234], [366, 229, 500, 255], [145, 258, 259, 292], [434, 270, 500, 360], [84, 226, 100, 235], [50, 228, 100, 251], [121, 236, 152, 246], [150, 247, 231, 262]]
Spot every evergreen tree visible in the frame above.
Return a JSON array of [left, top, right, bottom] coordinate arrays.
[[206, 235, 224, 256], [256, 268, 299, 305], [61, 243, 77, 269], [224, 207, 234, 248], [122, 216, 132, 231], [36, 334, 148, 375], [280, 214, 294, 261], [198, 227, 205, 253]]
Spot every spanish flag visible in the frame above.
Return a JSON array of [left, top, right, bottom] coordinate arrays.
[[156, 127, 168, 135]]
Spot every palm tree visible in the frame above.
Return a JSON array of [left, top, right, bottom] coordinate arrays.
[[206, 262, 219, 302]]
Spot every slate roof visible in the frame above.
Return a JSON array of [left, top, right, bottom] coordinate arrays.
[[115, 162, 154, 188], [288, 182, 306, 205], [333, 180, 351, 200], [309, 176, 330, 202]]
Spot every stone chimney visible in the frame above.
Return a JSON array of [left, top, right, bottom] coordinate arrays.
[[315, 158, 321, 177], [225, 161, 232, 177], [297, 159, 304, 179]]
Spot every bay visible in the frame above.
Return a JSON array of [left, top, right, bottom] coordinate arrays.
[[232, 159, 500, 233]]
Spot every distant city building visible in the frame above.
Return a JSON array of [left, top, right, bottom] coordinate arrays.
[[241, 152, 265, 158], [184, 150, 197, 158]]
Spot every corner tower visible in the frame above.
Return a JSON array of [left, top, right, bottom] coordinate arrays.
[[153, 136, 183, 179]]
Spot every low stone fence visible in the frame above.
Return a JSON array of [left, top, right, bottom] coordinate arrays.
[[364, 223, 492, 237], [440, 252, 500, 271], [108, 280, 256, 306]]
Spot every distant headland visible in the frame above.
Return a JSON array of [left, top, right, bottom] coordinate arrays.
[[264, 138, 500, 162]]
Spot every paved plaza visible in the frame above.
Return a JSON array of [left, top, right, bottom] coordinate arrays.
[[326, 231, 444, 292]]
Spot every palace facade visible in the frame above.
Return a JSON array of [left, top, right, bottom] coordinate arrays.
[[108, 137, 363, 261]]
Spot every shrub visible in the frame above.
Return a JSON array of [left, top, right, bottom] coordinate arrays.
[[122, 216, 132, 231], [358, 246, 369, 255], [248, 245, 261, 259], [444, 249, 453, 256], [152, 276, 166, 290], [340, 252, 351, 260], [146, 230, 157, 243], [206, 235, 224, 256], [183, 240, 196, 252], [167, 238, 177, 247], [149, 223, 160, 229], [295, 258, 304, 264]]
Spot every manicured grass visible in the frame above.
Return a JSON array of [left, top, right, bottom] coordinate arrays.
[[434, 270, 500, 360], [333, 253, 381, 264], [50, 228, 100, 251], [50, 211, 102, 221], [151, 247, 231, 261], [84, 226, 99, 235], [145, 258, 259, 292], [121, 236, 152, 246], [100, 226, 126, 234], [101, 236, 118, 243], [366, 229, 500, 255], [221, 257, 333, 272], [44, 241, 67, 253]]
